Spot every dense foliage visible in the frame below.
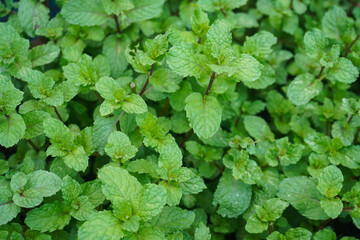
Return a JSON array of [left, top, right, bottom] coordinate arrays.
[[1, 0, 360, 239]]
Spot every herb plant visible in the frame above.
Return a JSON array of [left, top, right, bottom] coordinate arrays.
[[1, 0, 360, 239]]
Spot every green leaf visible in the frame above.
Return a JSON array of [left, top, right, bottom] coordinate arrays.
[[150, 206, 195, 234], [63, 54, 109, 87], [24, 69, 63, 106], [25, 201, 71, 232], [245, 215, 268, 233], [304, 28, 327, 59], [327, 58, 359, 84], [266, 137, 304, 166], [0, 179, 20, 225], [198, 0, 247, 12], [137, 184, 167, 221], [287, 73, 323, 105], [285, 228, 312, 240], [12, 170, 61, 208], [23, 111, 51, 139], [29, 42, 60, 67], [336, 146, 360, 169], [92, 115, 117, 154], [166, 43, 208, 79], [242, 31, 277, 60], [241, 64, 275, 89], [0, 23, 30, 74], [0, 113, 26, 148], [18, 0, 49, 38], [244, 115, 274, 141], [61, 175, 82, 202], [185, 92, 222, 139], [320, 197, 343, 219], [313, 229, 337, 240], [223, 149, 261, 185], [232, 54, 263, 82], [125, 0, 166, 23], [0, 75, 24, 114], [191, 8, 210, 37], [61, 0, 109, 26], [213, 172, 252, 218], [149, 68, 182, 93], [205, 20, 232, 51], [102, 35, 129, 78], [62, 145, 88, 172], [321, 6, 350, 40], [304, 132, 331, 154], [255, 198, 289, 222], [78, 211, 124, 240], [122, 94, 147, 114], [144, 34, 168, 60], [126, 223, 165, 240], [317, 165, 343, 198], [98, 165, 142, 208], [331, 119, 355, 146], [105, 131, 137, 163], [102, 0, 133, 15], [278, 176, 328, 220], [195, 222, 211, 240], [43, 118, 88, 172]]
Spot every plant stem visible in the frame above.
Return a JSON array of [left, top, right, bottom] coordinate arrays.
[[317, 66, 325, 79], [211, 162, 224, 173], [113, 15, 122, 34], [26, 139, 40, 153], [343, 206, 355, 212], [325, 119, 330, 136], [354, 128, 359, 145], [205, 72, 216, 96], [345, 32, 360, 57], [139, 64, 155, 96], [220, 8, 227, 16], [53, 106, 64, 123], [180, 129, 193, 147], [159, 99, 170, 116]]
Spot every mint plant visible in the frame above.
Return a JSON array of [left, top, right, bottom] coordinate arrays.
[[1, 0, 360, 239]]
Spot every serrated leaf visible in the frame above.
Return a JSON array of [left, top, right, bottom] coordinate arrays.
[[122, 94, 147, 114], [244, 115, 274, 141], [61, 0, 109, 26], [327, 58, 359, 84], [167, 43, 208, 79], [125, 0, 165, 23], [105, 131, 137, 163], [29, 42, 60, 67], [195, 222, 211, 240], [304, 28, 327, 59], [0, 113, 25, 148], [25, 201, 71, 232], [321, 6, 350, 40], [150, 206, 195, 234], [213, 172, 252, 218], [98, 165, 142, 208], [137, 184, 167, 221], [320, 197, 343, 219], [317, 165, 343, 198], [278, 176, 328, 220], [18, 0, 49, 37], [287, 73, 322, 105], [78, 211, 124, 240], [242, 31, 277, 60], [185, 92, 222, 139]]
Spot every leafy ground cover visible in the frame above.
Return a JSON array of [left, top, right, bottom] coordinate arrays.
[[1, 0, 360, 239]]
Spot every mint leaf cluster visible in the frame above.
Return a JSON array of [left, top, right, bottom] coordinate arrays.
[[1, 0, 360, 239]]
